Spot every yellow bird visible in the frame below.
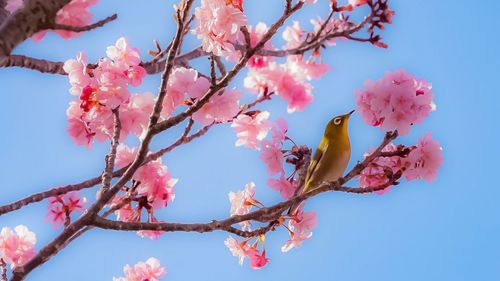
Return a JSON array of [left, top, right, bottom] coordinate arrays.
[[290, 110, 354, 215]]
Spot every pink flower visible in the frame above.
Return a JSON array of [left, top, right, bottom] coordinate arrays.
[[270, 118, 288, 145], [115, 144, 139, 168], [63, 52, 91, 96], [134, 160, 177, 210], [193, 0, 247, 56], [0, 225, 36, 269], [114, 257, 166, 281], [404, 133, 443, 182], [359, 143, 405, 195], [192, 89, 241, 125], [246, 23, 274, 68], [268, 176, 294, 199], [228, 182, 257, 230], [282, 21, 303, 49], [355, 70, 435, 135], [46, 191, 87, 227], [231, 111, 272, 149], [246, 248, 269, 269], [282, 206, 317, 252], [224, 236, 247, 265], [245, 62, 313, 113], [121, 92, 155, 137], [260, 141, 284, 175], [106, 37, 141, 66]]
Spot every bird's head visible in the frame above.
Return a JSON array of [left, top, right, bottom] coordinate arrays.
[[324, 110, 354, 140]]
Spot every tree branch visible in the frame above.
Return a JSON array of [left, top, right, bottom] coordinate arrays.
[[90, 131, 400, 239], [51, 13, 117, 32]]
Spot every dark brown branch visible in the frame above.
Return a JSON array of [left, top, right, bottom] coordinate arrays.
[[51, 14, 117, 32]]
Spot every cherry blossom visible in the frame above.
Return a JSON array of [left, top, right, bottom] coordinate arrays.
[[65, 38, 150, 145], [245, 54, 329, 113], [355, 70, 435, 135], [224, 236, 247, 265], [224, 236, 269, 269], [282, 206, 317, 252], [191, 89, 241, 125], [46, 191, 87, 227], [32, 0, 99, 41], [246, 248, 269, 269], [228, 182, 257, 230], [114, 257, 166, 281], [246, 23, 274, 68], [359, 143, 405, 194], [0, 225, 36, 269], [282, 21, 303, 50], [193, 0, 247, 56], [404, 133, 443, 182], [268, 176, 294, 199], [260, 141, 285, 175], [231, 111, 272, 149]]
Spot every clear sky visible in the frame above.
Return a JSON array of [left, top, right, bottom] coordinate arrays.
[[0, 0, 499, 280]]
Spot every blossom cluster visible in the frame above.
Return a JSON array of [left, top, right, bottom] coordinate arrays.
[[65, 37, 149, 146], [46, 191, 87, 227], [163, 67, 241, 125], [359, 133, 443, 194], [224, 236, 269, 269], [113, 257, 166, 281], [0, 225, 36, 269], [108, 144, 177, 240], [193, 0, 247, 57], [355, 70, 435, 135], [244, 21, 328, 113]]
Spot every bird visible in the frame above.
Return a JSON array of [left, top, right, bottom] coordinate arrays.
[[289, 110, 354, 215]]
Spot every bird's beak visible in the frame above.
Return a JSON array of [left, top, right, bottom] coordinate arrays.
[[347, 109, 355, 116]]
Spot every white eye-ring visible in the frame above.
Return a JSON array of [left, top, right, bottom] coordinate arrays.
[[333, 117, 342, 125]]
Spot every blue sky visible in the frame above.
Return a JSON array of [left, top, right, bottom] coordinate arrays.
[[0, 0, 499, 280]]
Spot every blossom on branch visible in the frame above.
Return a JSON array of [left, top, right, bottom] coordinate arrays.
[[46, 191, 87, 227], [193, 0, 247, 56], [0, 225, 36, 269], [113, 257, 166, 281], [355, 70, 435, 135], [231, 111, 272, 150], [282, 206, 317, 252], [404, 133, 443, 182], [228, 182, 258, 230], [65, 38, 150, 146]]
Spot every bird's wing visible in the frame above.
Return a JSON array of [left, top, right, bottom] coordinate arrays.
[[304, 143, 327, 189]]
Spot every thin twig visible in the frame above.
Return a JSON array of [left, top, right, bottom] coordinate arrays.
[[51, 14, 117, 32]]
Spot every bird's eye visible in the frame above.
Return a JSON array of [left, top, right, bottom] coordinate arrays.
[[333, 117, 342, 125]]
